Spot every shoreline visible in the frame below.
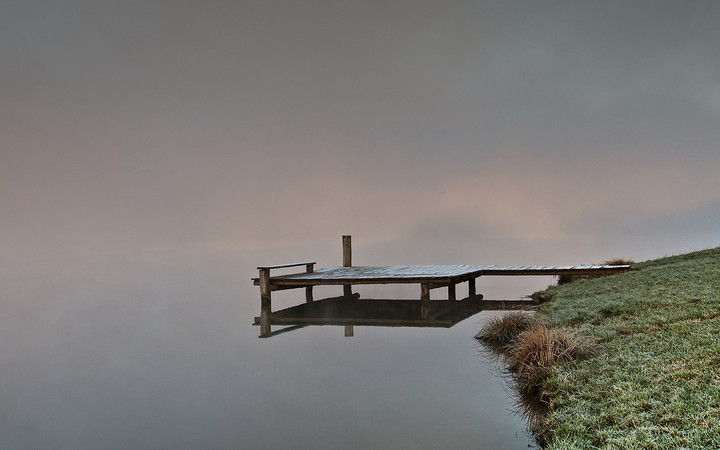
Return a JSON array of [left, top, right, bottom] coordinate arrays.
[[487, 246, 720, 448]]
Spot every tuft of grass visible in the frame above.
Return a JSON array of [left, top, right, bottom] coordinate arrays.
[[505, 325, 592, 395], [475, 311, 535, 345], [477, 313, 593, 409], [602, 257, 634, 266], [477, 314, 594, 443]]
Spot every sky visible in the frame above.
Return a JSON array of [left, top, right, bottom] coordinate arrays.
[[6, 5, 720, 447], [3, 0, 720, 264]]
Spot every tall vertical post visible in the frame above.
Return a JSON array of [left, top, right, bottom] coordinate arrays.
[[342, 235, 352, 297], [448, 284, 456, 301], [344, 325, 354, 337], [342, 235, 352, 266], [259, 268, 271, 337], [468, 278, 476, 297]]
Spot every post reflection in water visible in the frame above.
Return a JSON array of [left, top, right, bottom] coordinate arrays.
[[254, 291, 535, 338]]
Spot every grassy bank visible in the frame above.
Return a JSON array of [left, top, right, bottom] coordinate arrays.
[[528, 246, 720, 448]]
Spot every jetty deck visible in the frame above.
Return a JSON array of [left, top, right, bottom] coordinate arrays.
[[261, 264, 628, 286], [254, 263, 629, 301], [252, 236, 631, 337]]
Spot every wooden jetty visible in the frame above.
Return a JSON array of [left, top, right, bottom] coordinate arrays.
[[252, 236, 631, 337]]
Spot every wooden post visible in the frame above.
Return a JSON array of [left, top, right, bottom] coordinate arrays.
[[305, 263, 314, 303], [342, 235, 352, 267], [344, 325, 354, 337], [342, 235, 352, 297], [468, 278, 476, 297], [420, 283, 430, 320], [259, 268, 271, 337], [448, 284, 456, 301]]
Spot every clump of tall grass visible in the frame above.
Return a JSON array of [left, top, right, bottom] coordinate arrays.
[[477, 313, 594, 441], [505, 325, 592, 394], [602, 257, 634, 266], [475, 311, 534, 345], [477, 314, 593, 395]]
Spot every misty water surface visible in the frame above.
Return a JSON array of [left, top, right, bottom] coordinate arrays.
[[0, 246, 544, 449]]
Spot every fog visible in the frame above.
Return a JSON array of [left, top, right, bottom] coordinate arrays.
[[2, 0, 719, 261], [1, 2, 719, 447]]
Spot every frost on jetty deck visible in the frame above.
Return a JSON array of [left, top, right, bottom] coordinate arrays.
[[251, 236, 631, 338], [265, 264, 629, 286]]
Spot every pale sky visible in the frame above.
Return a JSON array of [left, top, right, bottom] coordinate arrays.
[[3, 0, 720, 263]]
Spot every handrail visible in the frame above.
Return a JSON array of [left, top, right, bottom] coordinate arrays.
[[257, 262, 316, 306], [257, 261, 316, 271]]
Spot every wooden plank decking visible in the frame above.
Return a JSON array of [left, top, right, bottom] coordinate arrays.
[[255, 264, 630, 287], [252, 236, 632, 337]]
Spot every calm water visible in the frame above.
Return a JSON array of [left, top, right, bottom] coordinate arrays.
[[0, 247, 542, 449]]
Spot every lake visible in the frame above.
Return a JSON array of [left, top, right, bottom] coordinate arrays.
[[0, 245, 546, 449]]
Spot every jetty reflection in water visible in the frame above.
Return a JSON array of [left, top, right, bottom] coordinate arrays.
[[254, 293, 535, 338]]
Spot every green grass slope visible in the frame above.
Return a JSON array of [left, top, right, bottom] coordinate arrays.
[[533, 247, 720, 448]]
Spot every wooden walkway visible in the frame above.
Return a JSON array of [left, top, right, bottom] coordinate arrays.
[[261, 264, 629, 285], [252, 236, 631, 337], [253, 263, 630, 299]]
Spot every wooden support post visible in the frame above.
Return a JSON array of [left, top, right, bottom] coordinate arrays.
[[468, 278, 476, 297], [342, 235, 352, 267], [448, 284, 456, 301], [343, 235, 352, 297], [421, 283, 430, 320], [344, 325, 354, 337], [305, 263, 314, 303], [259, 268, 271, 337]]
